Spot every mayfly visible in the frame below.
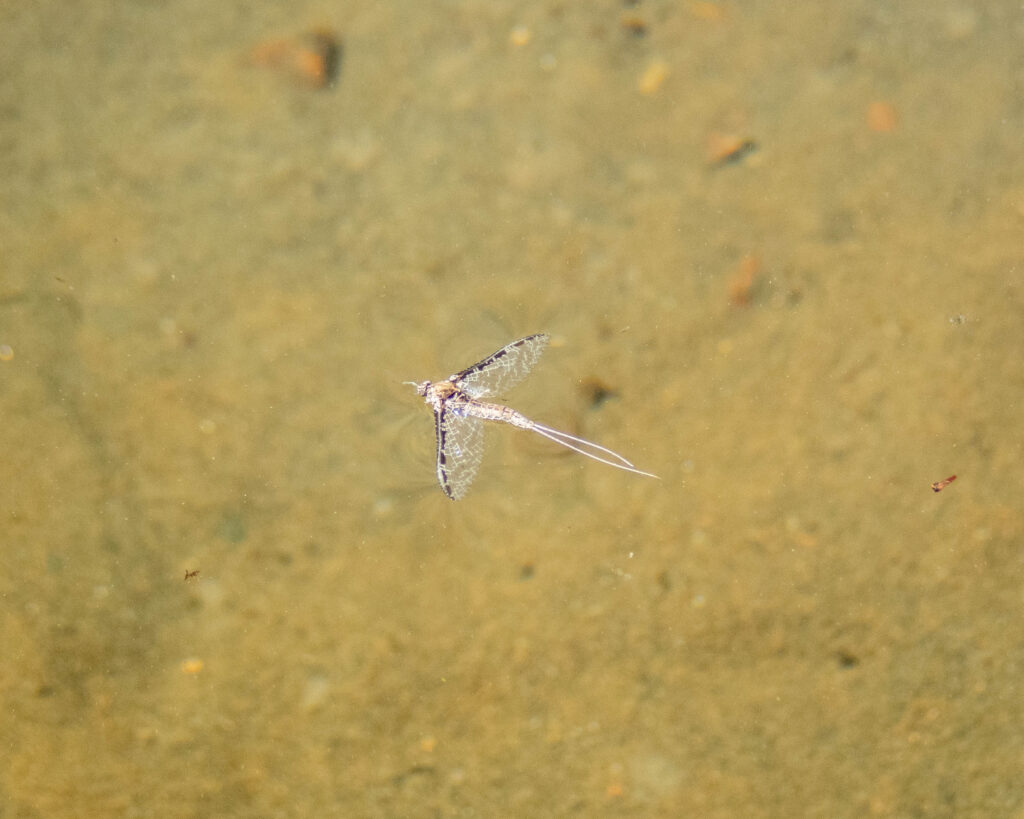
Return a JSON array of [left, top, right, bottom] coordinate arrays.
[[407, 333, 657, 499]]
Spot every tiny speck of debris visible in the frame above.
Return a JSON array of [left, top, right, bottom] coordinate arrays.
[[249, 28, 343, 89], [621, 14, 648, 36], [184, 569, 200, 581], [866, 101, 899, 133], [638, 59, 670, 95], [0, 345, 13, 362], [519, 563, 535, 580], [708, 136, 759, 167], [727, 253, 762, 306], [509, 24, 531, 47], [580, 377, 618, 408], [181, 658, 204, 675]]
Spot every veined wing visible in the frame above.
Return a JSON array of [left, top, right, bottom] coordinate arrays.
[[434, 405, 485, 500], [455, 333, 549, 399]]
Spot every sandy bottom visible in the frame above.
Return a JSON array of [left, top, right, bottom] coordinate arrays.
[[1, 2, 1022, 816]]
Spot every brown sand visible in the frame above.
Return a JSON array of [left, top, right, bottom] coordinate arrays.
[[1, 2, 1022, 816]]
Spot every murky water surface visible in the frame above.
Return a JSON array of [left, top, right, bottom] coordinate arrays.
[[2, 3, 1022, 816]]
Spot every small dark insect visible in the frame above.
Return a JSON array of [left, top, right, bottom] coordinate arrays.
[[931, 475, 957, 493], [184, 569, 200, 581]]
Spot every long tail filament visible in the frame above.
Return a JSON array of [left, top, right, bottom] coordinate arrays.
[[529, 423, 659, 479]]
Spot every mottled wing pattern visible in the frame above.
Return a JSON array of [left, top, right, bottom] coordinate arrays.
[[434, 405, 485, 500], [456, 333, 549, 399]]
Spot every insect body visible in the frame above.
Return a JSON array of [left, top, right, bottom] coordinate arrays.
[[407, 334, 657, 499]]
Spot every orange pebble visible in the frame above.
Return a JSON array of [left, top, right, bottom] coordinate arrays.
[[249, 29, 341, 89], [509, 25, 532, 47], [707, 132, 758, 165], [181, 658, 204, 675], [867, 101, 899, 132], [638, 59, 670, 95], [728, 253, 762, 306]]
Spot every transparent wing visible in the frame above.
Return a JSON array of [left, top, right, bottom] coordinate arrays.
[[434, 406, 485, 500], [455, 334, 549, 399]]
